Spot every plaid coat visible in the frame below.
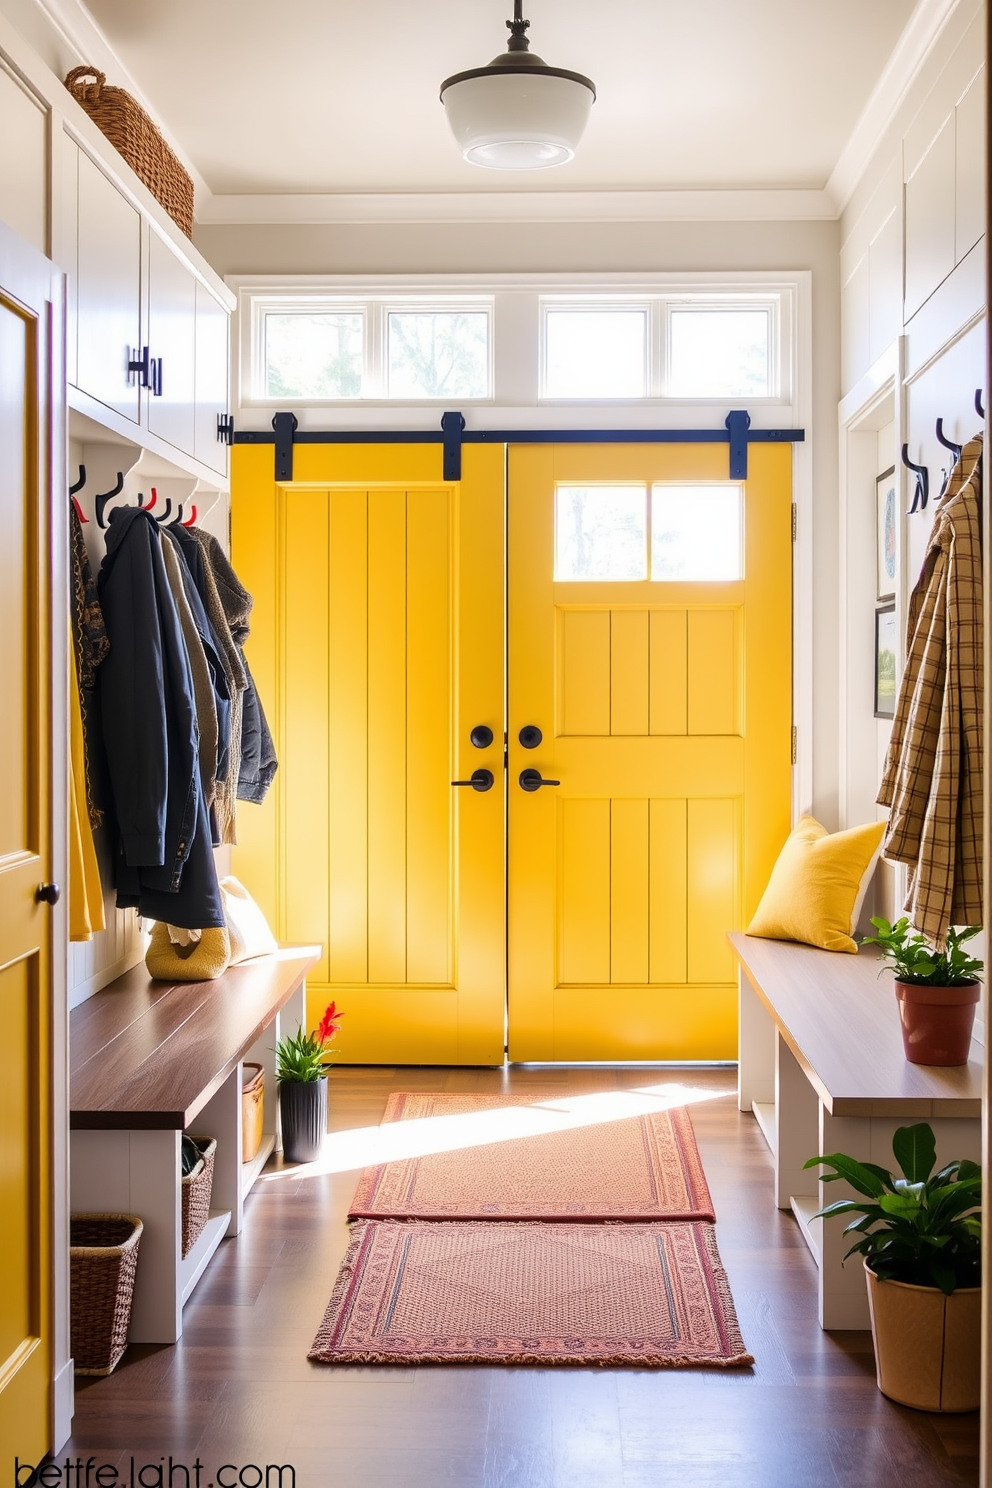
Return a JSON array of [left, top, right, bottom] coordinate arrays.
[[876, 434, 984, 947]]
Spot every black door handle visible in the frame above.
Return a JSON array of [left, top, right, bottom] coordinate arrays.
[[37, 882, 61, 905], [452, 768, 495, 792], [519, 725, 543, 749], [470, 725, 494, 749], [519, 768, 559, 792]]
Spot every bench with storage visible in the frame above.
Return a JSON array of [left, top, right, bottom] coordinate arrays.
[[69, 946, 320, 1344], [730, 932, 983, 1329]]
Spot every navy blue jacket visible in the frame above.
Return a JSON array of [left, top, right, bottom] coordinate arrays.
[[97, 506, 223, 929]]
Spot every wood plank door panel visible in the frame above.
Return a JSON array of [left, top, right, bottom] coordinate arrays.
[[0, 219, 61, 1463], [508, 443, 792, 1061], [231, 443, 505, 1065]]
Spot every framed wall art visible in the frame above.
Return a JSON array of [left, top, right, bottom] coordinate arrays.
[[874, 603, 897, 719], [875, 466, 896, 601]]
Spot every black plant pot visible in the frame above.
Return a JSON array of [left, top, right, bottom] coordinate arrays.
[[278, 1077, 328, 1164]]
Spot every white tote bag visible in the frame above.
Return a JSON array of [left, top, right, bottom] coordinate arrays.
[[219, 876, 278, 964]]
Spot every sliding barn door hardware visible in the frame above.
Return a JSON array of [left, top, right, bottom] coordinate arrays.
[[236, 409, 806, 484]]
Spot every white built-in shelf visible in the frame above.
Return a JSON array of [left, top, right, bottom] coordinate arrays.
[[751, 1101, 776, 1157], [180, 1210, 231, 1304], [790, 1194, 822, 1267], [241, 1134, 277, 1200]]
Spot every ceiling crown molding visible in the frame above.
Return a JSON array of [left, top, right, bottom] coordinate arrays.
[[194, 188, 837, 228], [826, 0, 964, 213]]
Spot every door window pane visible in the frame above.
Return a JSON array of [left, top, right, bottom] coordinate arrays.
[[555, 486, 647, 581], [264, 312, 364, 398], [545, 311, 647, 398], [668, 310, 770, 397], [651, 485, 744, 580], [387, 312, 489, 398]]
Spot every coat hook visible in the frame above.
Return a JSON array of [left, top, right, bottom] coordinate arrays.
[[154, 497, 173, 524], [94, 472, 125, 529], [976, 389, 985, 419], [71, 497, 87, 524], [901, 444, 929, 515], [181, 504, 198, 527], [935, 418, 963, 462], [69, 465, 86, 496], [137, 488, 157, 511]]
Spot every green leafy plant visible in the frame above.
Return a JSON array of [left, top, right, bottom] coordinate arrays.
[[861, 917, 983, 987], [804, 1123, 981, 1295], [275, 1001, 343, 1083]]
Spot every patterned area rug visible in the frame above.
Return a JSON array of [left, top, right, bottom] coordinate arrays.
[[348, 1092, 715, 1222], [309, 1219, 753, 1367]]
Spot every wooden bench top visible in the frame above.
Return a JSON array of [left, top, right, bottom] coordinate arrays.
[[70, 946, 321, 1131], [728, 932, 983, 1119]]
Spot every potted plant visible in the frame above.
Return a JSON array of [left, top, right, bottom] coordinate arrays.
[[805, 1122, 981, 1411], [275, 1001, 343, 1163], [861, 916, 983, 1065]]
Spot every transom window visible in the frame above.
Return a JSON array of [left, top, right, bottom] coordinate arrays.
[[554, 484, 744, 582], [540, 297, 777, 401], [240, 279, 793, 408]]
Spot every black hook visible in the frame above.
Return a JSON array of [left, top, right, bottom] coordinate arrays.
[[935, 419, 962, 462], [69, 465, 86, 496], [94, 472, 125, 529], [901, 445, 929, 515], [154, 497, 173, 524], [976, 389, 985, 420]]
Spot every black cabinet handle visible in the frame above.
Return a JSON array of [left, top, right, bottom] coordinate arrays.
[[518, 768, 559, 792], [150, 358, 163, 397], [37, 882, 61, 905], [127, 346, 150, 387], [452, 769, 495, 792]]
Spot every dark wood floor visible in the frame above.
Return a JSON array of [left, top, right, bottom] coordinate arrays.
[[66, 1065, 979, 1487]]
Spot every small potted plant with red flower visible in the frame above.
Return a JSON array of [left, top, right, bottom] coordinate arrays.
[[275, 1001, 343, 1163]]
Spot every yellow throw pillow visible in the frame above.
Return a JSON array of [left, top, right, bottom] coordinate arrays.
[[747, 815, 886, 954]]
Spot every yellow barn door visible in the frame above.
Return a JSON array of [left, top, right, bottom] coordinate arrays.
[[232, 443, 505, 1064], [0, 225, 61, 1457], [507, 443, 792, 1061]]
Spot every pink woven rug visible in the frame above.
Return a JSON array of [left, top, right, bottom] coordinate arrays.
[[309, 1219, 752, 1367], [349, 1092, 715, 1222]]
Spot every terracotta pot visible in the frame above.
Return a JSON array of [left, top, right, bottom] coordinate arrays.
[[278, 1077, 328, 1163], [865, 1263, 980, 1411], [894, 980, 980, 1066]]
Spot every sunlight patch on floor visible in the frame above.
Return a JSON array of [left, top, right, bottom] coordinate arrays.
[[258, 1081, 731, 1181]]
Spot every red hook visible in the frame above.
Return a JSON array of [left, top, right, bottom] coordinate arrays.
[[181, 505, 198, 527], [71, 496, 88, 523], [138, 486, 158, 511]]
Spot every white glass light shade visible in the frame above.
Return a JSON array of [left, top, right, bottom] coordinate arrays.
[[441, 71, 594, 169]]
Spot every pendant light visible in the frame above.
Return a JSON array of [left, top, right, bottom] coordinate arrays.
[[440, 1, 596, 170]]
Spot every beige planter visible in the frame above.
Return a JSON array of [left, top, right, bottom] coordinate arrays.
[[865, 1262, 980, 1411]]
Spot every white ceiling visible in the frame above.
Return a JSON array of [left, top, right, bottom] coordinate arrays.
[[77, 0, 919, 197]]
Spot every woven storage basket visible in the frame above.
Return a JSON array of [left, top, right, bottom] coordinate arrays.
[[70, 1214, 143, 1376], [64, 67, 194, 237], [242, 1063, 265, 1163], [181, 1135, 217, 1258]]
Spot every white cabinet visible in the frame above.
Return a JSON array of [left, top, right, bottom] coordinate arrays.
[[70, 150, 231, 477], [76, 150, 142, 424], [194, 280, 231, 476], [0, 59, 47, 254], [146, 228, 196, 455]]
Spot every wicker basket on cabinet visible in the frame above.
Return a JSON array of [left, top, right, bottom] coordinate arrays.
[[63, 67, 194, 237], [181, 1135, 217, 1257], [70, 1213, 143, 1376]]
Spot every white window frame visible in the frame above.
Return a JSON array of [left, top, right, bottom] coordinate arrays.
[[538, 292, 784, 402], [235, 274, 795, 420], [248, 292, 495, 405]]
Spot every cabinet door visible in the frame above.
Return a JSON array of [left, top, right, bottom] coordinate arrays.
[[146, 230, 196, 455], [76, 151, 141, 422], [193, 279, 230, 476]]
